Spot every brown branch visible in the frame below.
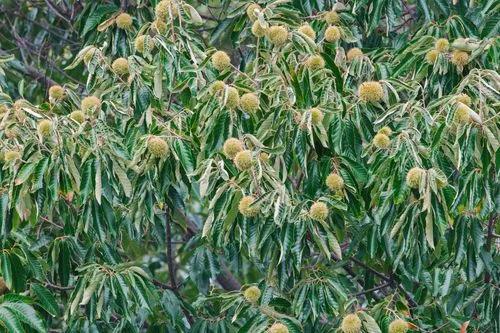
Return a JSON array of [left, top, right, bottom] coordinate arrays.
[[349, 257, 389, 282], [198, 14, 219, 22], [164, 209, 194, 324], [165, 209, 177, 290], [331, 254, 383, 301], [44, 0, 70, 23], [216, 263, 241, 291], [351, 282, 391, 297], [349, 256, 418, 308], [484, 213, 497, 283], [40, 216, 63, 229], [45, 281, 75, 291], [120, 0, 129, 10], [0, 49, 57, 88], [152, 279, 174, 290], [331, 248, 415, 307], [0, 6, 78, 45], [173, 208, 242, 291], [11, 33, 85, 87]]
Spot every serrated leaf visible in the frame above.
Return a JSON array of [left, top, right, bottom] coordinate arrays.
[[359, 311, 382, 333], [113, 162, 131, 198], [3, 302, 45, 333], [94, 159, 102, 204], [426, 210, 434, 249], [0, 307, 23, 333], [31, 284, 59, 317]]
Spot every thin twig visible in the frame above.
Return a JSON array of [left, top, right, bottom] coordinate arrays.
[[120, 0, 129, 10], [152, 279, 174, 290], [164, 209, 194, 324], [484, 213, 497, 283], [165, 209, 177, 290], [349, 257, 418, 308], [0, 49, 57, 87], [351, 282, 391, 297], [44, 0, 70, 23], [45, 281, 75, 291], [40, 216, 63, 229], [331, 254, 383, 301]]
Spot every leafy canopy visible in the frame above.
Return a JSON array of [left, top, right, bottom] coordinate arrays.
[[0, 0, 498, 332]]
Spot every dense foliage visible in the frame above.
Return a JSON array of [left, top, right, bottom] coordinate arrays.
[[0, 0, 498, 332]]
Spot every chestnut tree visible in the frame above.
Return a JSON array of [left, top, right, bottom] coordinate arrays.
[[0, 0, 498, 332]]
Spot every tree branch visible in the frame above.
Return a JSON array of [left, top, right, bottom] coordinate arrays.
[[120, 0, 129, 10], [10, 33, 84, 87], [44, 0, 70, 23], [165, 209, 178, 290], [484, 213, 497, 283], [164, 209, 194, 325], [351, 282, 391, 297], [45, 280, 75, 291], [349, 256, 418, 308], [0, 49, 57, 88], [0, 5, 78, 44], [216, 263, 241, 291], [331, 254, 383, 301], [173, 208, 242, 291], [152, 279, 174, 290]]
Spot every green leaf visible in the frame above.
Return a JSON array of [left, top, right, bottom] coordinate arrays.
[[0, 307, 23, 333], [281, 317, 303, 333], [31, 284, 59, 317], [94, 158, 102, 204], [80, 273, 104, 306], [0, 252, 12, 290], [31, 158, 49, 191], [417, 0, 431, 22], [14, 162, 37, 186], [113, 162, 132, 198], [368, 0, 387, 34], [154, 64, 163, 99], [3, 302, 45, 333], [426, 210, 435, 249], [81, 4, 118, 36], [359, 311, 382, 333], [173, 140, 195, 174]]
